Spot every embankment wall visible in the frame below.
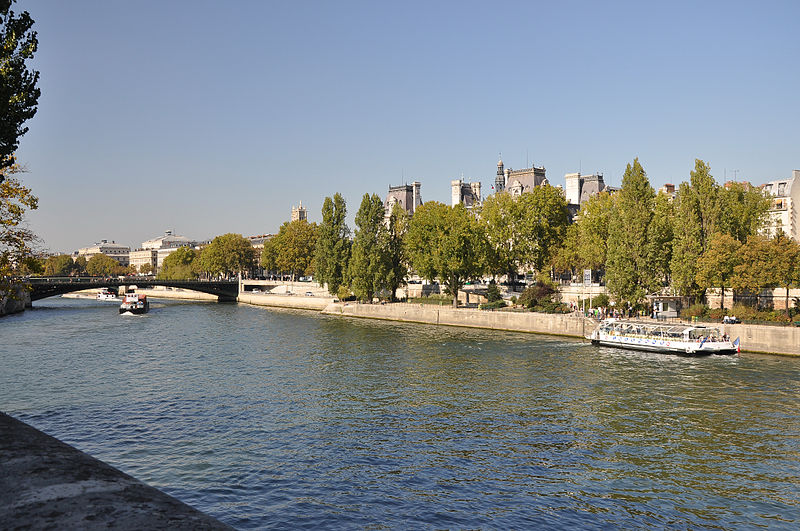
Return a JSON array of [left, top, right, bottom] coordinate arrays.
[[238, 292, 333, 311], [0, 284, 30, 317]]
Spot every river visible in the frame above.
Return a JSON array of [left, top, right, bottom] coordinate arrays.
[[1, 297, 799, 529]]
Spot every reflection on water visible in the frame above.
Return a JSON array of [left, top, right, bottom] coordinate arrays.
[[2, 297, 799, 529]]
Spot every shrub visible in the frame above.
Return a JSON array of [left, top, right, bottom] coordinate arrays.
[[480, 300, 506, 310], [486, 281, 502, 303], [680, 303, 707, 319], [518, 282, 556, 310]]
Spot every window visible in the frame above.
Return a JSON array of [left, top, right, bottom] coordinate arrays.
[[778, 182, 787, 196]]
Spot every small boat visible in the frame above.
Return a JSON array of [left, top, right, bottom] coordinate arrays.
[[97, 288, 119, 301], [119, 293, 149, 315], [587, 319, 738, 356]]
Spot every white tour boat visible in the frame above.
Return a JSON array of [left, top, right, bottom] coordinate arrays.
[[588, 319, 739, 356], [119, 293, 149, 315]]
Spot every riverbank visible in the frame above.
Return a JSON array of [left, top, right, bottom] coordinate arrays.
[[0, 284, 30, 317], [0, 412, 231, 530], [238, 291, 334, 311], [317, 301, 800, 357]]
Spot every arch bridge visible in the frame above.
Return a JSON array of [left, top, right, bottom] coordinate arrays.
[[25, 277, 239, 302]]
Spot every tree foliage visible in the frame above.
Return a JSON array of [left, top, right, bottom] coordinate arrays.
[[605, 158, 656, 303], [85, 253, 121, 277], [695, 233, 742, 310], [349, 193, 386, 302], [405, 202, 487, 307], [158, 246, 198, 280], [314, 193, 350, 295], [43, 254, 74, 276], [198, 233, 255, 278], [0, 0, 40, 176], [382, 202, 408, 301], [1, 161, 36, 286], [272, 219, 317, 280]]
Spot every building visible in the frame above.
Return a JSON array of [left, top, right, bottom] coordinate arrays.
[[385, 181, 422, 219], [564, 172, 608, 206], [494, 158, 547, 196], [451, 178, 482, 208], [291, 202, 307, 222], [762, 170, 800, 240], [129, 230, 198, 274], [76, 240, 130, 266]]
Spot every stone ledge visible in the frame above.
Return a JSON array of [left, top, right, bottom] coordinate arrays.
[[0, 412, 233, 530]]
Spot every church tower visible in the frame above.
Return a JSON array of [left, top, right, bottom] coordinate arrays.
[[495, 157, 505, 192]]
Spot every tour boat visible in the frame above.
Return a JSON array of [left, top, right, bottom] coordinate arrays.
[[119, 293, 149, 315], [587, 319, 738, 356], [96, 288, 119, 301]]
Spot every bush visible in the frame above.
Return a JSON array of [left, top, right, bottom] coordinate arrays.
[[486, 281, 502, 303], [337, 285, 355, 302], [680, 303, 707, 319], [480, 300, 506, 310], [517, 282, 569, 313]]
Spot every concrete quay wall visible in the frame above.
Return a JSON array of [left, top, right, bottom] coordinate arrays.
[[720, 321, 800, 356], [238, 291, 334, 311], [322, 302, 593, 338], [0, 412, 231, 530]]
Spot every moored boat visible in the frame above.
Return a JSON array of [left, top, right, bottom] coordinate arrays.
[[119, 293, 149, 315], [587, 319, 738, 356], [96, 288, 119, 301]]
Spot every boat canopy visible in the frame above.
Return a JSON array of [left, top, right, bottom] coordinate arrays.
[[598, 319, 722, 340]]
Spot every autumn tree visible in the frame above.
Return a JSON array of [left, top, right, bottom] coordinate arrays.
[[314, 193, 350, 295], [0, 162, 36, 287], [158, 246, 198, 280], [198, 233, 255, 278], [695, 233, 742, 311], [85, 254, 120, 277], [273, 219, 317, 281], [731, 236, 773, 307], [43, 254, 74, 276], [405, 202, 487, 308], [767, 233, 800, 317], [348, 193, 386, 302]]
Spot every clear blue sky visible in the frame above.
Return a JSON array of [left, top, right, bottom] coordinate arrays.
[[15, 0, 800, 253]]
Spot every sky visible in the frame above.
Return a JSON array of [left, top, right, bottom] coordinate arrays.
[[14, 0, 800, 253]]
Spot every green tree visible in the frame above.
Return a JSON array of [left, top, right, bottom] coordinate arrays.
[[518, 184, 570, 273], [158, 246, 198, 280], [314, 193, 350, 294], [405, 202, 487, 308], [85, 254, 120, 277], [0, 0, 40, 177], [553, 191, 614, 278], [43, 254, 74, 276], [73, 255, 86, 276], [382, 202, 408, 301], [670, 182, 704, 300], [482, 192, 523, 281], [731, 236, 773, 306], [259, 237, 278, 275], [349, 193, 386, 302], [717, 182, 770, 243], [274, 219, 317, 281], [647, 191, 675, 290], [695, 233, 742, 311], [605, 158, 656, 303], [689, 159, 720, 246], [139, 262, 153, 275], [198, 233, 255, 278]]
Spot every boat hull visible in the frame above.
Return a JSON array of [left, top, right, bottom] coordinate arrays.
[[591, 338, 735, 356]]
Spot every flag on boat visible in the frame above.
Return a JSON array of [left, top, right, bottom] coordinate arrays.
[[733, 337, 740, 353], [699, 336, 708, 348]]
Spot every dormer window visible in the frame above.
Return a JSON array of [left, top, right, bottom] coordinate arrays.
[[778, 182, 787, 196]]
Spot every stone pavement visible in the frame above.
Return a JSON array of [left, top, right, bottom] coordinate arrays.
[[0, 412, 233, 530]]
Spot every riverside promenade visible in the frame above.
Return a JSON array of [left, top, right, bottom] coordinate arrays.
[[0, 412, 232, 530]]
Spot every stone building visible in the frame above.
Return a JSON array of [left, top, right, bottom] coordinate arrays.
[[494, 158, 547, 195], [451, 178, 481, 208], [564, 172, 608, 206], [384, 181, 422, 219], [129, 230, 198, 274], [291, 202, 307, 222], [76, 240, 130, 266], [762, 170, 800, 240]]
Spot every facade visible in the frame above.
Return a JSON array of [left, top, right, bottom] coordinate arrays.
[[494, 158, 547, 196], [762, 170, 800, 240], [76, 240, 130, 266], [564, 172, 607, 206], [385, 181, 422, 219], [130, 230, 198, 274], [291, 202, 308, 222], [451, 178, 482, 208]]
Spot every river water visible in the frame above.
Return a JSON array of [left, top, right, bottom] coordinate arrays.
[[1, 297, 799, 529]]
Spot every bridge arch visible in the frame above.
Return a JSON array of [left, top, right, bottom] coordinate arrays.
[[26, 277, 239, 302]]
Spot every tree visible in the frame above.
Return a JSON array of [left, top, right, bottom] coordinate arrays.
[[139, 262, 153, 275], [518, 185, 570, 273], [314, 193, 350, 294], [695, 233, 742, 311], [198, 233, 255, 278], [0, 161, 36, 288], [767, 233, 800, 317], [717, 182, 770, 243], [553, 191, 614, 278], [259, 237, 278, 276], [689, 159, 720, 246], [482, 192, 523, 281], [43, 254, 74, 276], [731, 236, 773, 307], [273, 219, 317, 281], [158, 246, 198, 280], [0, 0, 40, 177], [382, 202, 408, 301], [670, 182, 704, 301], [349, 193, 386, 302], [605, 158, 656, 303], [73, 256, 87, 276], [405, 202, 487, 307], [85, 254, 120, 277], [647, 191, 675, 290]]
